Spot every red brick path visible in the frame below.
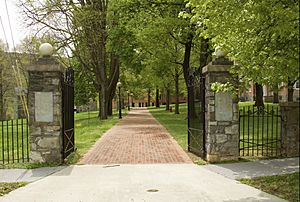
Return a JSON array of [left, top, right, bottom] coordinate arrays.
[[79, 110, 192, 164]]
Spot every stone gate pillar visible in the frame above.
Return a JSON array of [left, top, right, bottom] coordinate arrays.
[[28, 44, 64, 163], [280, 102, 299, 157], [202, 57, 239, 163]]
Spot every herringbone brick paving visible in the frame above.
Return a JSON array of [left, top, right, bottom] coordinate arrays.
[[79, 109, 192, 164]]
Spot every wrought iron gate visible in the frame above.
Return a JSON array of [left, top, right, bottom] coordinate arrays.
[[239, 105, 282, 157], [188, 68, 206, 157], [62, 67, 75, 159]]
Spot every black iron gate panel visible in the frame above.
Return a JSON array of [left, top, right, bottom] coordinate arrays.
[[239, 105, 282, 157], [188, 68, 205, 157], [62, 67, 75, 159]]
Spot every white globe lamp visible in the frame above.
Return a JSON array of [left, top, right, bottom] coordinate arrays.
[[215, 46, 225, 58], [39, 43, 54, 57]]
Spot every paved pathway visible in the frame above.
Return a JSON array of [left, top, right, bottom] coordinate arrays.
[[203, 157, 299, 180], [79, 110, 192, 164], [0, 164, 285, 202], [0, 166, 66, 183], [1, 109, 295, 201]]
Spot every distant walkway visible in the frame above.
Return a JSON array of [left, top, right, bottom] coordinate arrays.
[[203, 157, 299, 180], [79, 110, 192, 164]]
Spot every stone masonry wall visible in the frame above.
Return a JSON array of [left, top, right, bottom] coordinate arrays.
[[280, 103, 299, 157], [28, 57, 64, 163], [203, 62, 239, 163]]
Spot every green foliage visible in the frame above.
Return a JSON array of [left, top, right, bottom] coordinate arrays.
[[73, 61, 97, 106], [240, 172, 299, 202], [188, 0, 299, 85], [149, 103, 188, 150], [211, 82, 237, 98]]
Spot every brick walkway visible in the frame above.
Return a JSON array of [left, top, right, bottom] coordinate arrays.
[[79, 110, 192, 164]]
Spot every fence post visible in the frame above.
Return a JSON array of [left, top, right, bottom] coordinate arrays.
[[27, 44, 64, 163], [280, 102, 299, 157], [202, 56, 239, 163]]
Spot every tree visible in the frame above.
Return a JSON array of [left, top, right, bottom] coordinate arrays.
[[188, 0, 299, 91], [20, 0, 120, 119], [113, 0, 203, 114], [73, 61, 97, 107]]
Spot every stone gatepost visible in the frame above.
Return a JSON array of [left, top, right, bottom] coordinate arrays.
[[280, 102, 299, 157], [28, 44, 64, 163], [202, 57, 239, 163]]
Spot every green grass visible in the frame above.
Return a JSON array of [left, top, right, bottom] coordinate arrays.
[[240, 172, 300, 202], [0, 119, 29, 164], [239, 103, 281, 157], [0, 182, 28, 196], [149, 102, 283, 161], [0, 109, 126, 167], [149, 103, 188, 150], [66, 109, 127, 164]]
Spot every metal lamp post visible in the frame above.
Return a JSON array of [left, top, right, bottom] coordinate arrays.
[[117, 82, 122, 119], [127, 91, 130, 111]]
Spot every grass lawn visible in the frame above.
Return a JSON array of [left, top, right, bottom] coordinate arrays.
[[0, 119, 29, 164], [149, 104, 188, 150], [149, 102, 284, 161], [0, 182, 28, 196], [240, 172, 300, 202], [239, 103, 281, 157], [67, 109, 127, 164], [0, 108, 126, 167]]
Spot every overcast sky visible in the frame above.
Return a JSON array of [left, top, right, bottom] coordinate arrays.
[[0, 0, 28, 50]]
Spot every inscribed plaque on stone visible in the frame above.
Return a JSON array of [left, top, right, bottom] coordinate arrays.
[[35, 92, 53, 122], [215, 92, 232, 121]]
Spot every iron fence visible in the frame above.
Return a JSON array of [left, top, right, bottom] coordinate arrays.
[[187, 68, 206, 158], [62, 67, 75, 159], [239, 105, 282, 157], [0, 118, 29, 164]]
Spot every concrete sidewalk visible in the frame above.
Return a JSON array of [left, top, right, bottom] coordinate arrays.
[[203, 157, 299, 180], [0, 164, 285, 202], [0, 166, 66, 182]]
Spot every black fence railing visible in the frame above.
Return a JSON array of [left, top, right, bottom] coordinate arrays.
[[239, 105, 282, 157], [0, 118, 29, 164]]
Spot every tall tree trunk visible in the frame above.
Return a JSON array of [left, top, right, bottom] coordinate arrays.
[[100, 84, 108, 119], [287, 80, 295, 102], [107, 99, 113, 116], [272, 84, 279, 103], [166, 87, 170, 111], [175, 72, 180, 114], [182, 35, 193, 120], [107, 54, 120, 116], [273, 91, 279, 103], [98, 92, 101, 118], [147, 88, 151, 107], [200, 37, 210, 70], [182, 35, 193, 87], [254, 83, 264, 108], [156, 88, 160, 108]]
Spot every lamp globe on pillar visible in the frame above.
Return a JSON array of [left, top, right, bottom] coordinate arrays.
[[117, 82, 122, 119], [215, 46, 225, 58], [39, 43, 54, 57], [126, 91, 130, 111]]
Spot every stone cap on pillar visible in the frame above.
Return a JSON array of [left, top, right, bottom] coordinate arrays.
[[27, 57, 64, 72], [202, 62, 233, 75]]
